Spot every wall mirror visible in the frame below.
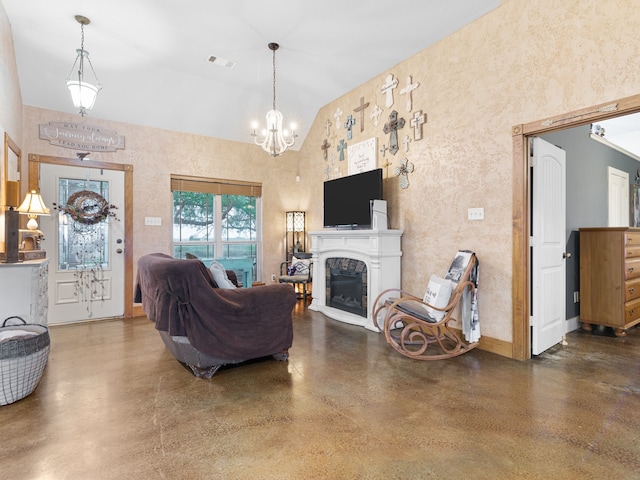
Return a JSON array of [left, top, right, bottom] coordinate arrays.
[[4, 132, 21, 201]]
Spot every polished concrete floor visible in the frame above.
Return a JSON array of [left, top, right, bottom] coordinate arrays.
[[1, 303, 640, 479]]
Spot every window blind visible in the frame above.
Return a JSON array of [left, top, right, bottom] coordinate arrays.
[[170, 175, 262, 197]]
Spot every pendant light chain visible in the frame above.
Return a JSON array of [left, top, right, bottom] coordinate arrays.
[[272, 46, 277, 111]]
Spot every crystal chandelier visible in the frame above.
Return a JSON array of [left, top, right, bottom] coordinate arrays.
[[66, 15, 102, 116], [251, 43, 297, 157]]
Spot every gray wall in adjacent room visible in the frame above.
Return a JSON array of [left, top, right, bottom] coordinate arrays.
[[541, 124, 639, 320]]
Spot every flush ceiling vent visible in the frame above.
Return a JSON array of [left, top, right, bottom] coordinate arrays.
[[208, 55, 236, 69]]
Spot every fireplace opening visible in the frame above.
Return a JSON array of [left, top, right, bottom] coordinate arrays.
[[325, 258, 367, 318]]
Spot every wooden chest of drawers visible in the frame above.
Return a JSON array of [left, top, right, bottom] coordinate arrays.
[[579, 227, 640, 336]]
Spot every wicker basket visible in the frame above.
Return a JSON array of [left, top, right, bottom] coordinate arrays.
[[0, 316, 50, 406]]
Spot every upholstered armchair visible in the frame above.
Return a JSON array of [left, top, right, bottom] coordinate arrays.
[[279, 255, 313, 301]]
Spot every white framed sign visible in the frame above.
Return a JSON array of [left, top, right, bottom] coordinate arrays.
[[347, 137, 378, 175]]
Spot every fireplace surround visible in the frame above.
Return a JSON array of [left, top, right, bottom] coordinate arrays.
[[309, 229, 402, 331]]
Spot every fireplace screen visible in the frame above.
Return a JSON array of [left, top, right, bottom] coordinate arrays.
[[326, 258, 367, 317]]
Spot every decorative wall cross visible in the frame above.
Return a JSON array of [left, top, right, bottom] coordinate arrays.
[[381, 74, 398, 108], [337, 139, 348, 161], [324, 119, 332, 137], [399, 75, 420, 112], [353, 96, 370, 133], [410, 110, 426, 140], [380, 144, 388, 157], [344, 115, 356, 140], [395, 158, 414, 189], [324, 165, 331, 180], [334, 108, 343, 129], [370, 103, 383, 127], [402, 134, 411, 153], [321, 138, 331, 160], [380, 159, 393, 178], [382, 110, 405, 155]]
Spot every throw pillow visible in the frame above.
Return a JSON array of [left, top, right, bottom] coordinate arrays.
[[422, 274, 453, 321], [209, 260, 237, 289], [291, 256, 310, 276]]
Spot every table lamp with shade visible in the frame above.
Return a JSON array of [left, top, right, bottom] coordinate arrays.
[[17, 190, 50, 257]]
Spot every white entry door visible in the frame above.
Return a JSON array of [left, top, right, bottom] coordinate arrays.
[[39, 164, 125, 324], [531, 137, 567, 355]]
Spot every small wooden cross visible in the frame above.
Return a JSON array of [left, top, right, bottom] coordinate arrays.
[[334, 108, 343, 129], [383, 110, 406, 155], [370, 103, 383, 127], [353, 96, 370, 133], [399, 75, 420, 112], [402, 134, 411, 153], [380, 159, 392, 178], [410, 110, 426, 140], [321, 138, 331, 160], [337, 139, 348, 161], [324, 119, 332, 137], [344, 115, 356, 140], [381, 73, 398, 108]]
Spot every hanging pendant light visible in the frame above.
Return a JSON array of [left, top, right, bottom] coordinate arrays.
[[251, 43, 297, 157], [66, 15, 102, 116]]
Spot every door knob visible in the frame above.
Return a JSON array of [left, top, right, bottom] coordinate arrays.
[[563, 252, 572, 259], [116, 248, 123, 254]]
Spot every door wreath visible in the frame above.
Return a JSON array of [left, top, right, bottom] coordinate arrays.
[[54, 190, 118, 225]]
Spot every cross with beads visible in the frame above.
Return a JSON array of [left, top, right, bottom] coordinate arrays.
[[353, 96, 370, 133], [321, 138, 331, 160], [344, 115, 356, 140], [383, 110, 405, 155], [381, 74, 398, 108], [337, 139, 348, 161]]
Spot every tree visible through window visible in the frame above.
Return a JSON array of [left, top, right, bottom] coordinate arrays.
[[171, 176, 261, 285]]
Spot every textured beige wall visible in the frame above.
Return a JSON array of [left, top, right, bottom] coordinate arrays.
[[21, 106, 301, 285], [296, 0, 640, 343], [0, 3, 21, 143]]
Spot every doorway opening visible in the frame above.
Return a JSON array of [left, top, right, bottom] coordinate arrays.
[[512, 93, 640, 360]]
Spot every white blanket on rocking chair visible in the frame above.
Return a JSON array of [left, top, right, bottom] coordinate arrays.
[[445, 250, 480, 343]]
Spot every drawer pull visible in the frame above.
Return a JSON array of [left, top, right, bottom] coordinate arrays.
[[630, 288, 636, 294], [630, 309, 635, 316], [629, 267, 635, 273]]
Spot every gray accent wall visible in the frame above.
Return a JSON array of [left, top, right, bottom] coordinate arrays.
[[541, 124, 639, 320]]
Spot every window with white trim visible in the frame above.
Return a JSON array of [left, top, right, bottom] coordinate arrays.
[[171, 175, 261, 285]]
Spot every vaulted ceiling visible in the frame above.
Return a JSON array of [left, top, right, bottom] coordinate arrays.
[[3, 0, 500, 149]]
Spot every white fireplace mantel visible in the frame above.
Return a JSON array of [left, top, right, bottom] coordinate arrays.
[[309, 229, 402, 331]]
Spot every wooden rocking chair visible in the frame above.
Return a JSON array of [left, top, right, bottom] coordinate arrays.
[[372, 251, 479, 360]]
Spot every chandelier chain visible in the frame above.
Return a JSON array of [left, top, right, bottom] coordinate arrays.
[[272, 47, 277, 111]]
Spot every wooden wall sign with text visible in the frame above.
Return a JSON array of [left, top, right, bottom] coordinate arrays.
[[39, 122, 125, 152]]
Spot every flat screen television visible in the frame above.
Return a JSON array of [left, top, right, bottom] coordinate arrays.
[[323, 168, 383, 228]]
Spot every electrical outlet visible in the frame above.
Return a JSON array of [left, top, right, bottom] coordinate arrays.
[[271, 274, 276, 281], [468, 207, 484, 220], [144, 216, 162, 226]]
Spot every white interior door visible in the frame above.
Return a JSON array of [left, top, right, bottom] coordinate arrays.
[[531, 137, 567, 355], [39, 164, 125, 324], [608, 166, 629, 227]]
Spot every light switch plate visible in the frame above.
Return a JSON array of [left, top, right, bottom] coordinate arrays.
[[144, 216, 162, 226]]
